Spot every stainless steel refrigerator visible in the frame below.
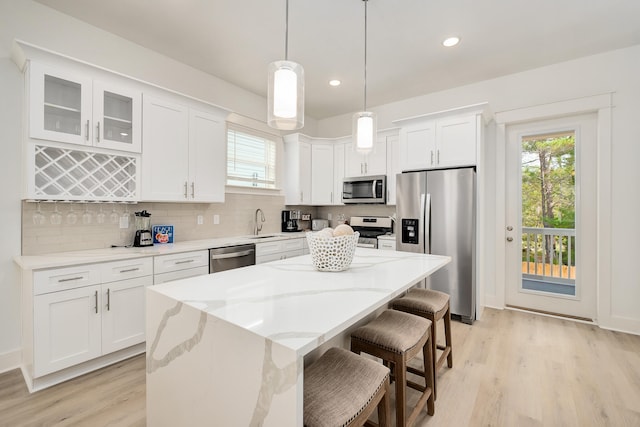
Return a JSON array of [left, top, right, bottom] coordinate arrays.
[[396, 168, 476, 324]]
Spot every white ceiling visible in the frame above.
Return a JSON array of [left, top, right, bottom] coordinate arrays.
[[35, 0, 640, 120]]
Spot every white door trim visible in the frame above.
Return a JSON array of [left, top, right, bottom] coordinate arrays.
[[491, 94, 613, 326]]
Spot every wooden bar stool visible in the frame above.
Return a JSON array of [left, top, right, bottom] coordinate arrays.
[[304, 347, 392, 427], [350, 309, 434, 427], [392, 288, 452, 399]]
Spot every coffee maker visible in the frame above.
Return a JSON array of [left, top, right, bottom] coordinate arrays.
[[133, 210, 154, 247], [281, 210, 300, 232]]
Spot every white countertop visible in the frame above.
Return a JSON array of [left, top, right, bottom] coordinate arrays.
[[14, 232, 307, 270], [148, 248, 450, 357]]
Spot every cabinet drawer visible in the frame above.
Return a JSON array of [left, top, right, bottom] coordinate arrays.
[[34, 264, 100, 296], [378, 240, 397, 251], [154, 250, 209, 274], [101, 258, 153, 283], [255, 241, 284, 257], [154, 266, 209, 285], [281, 238, 304, 251]]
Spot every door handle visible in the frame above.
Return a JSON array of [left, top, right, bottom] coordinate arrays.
[[506, 237, 514, 242]]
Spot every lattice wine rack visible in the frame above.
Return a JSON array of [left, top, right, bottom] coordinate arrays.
[[33, 145, 137, 201]]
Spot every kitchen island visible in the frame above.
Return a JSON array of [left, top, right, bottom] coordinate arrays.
[[146, 248, 450, 426]]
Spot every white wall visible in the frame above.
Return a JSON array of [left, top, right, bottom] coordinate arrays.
[[318, 44, 640, 334]]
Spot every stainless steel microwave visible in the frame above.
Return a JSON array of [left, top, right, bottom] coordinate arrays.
[[342, 175, 387, 204]]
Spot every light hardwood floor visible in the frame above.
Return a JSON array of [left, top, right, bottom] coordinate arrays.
[[1, 308, 639, 426]]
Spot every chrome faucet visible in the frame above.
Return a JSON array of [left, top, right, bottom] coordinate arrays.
[[254, 208, 265, 235]]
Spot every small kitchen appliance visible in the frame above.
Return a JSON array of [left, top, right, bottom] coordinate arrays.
[[133, 210, 153, 247], [311, 218, 329, 231], [281, 210, 301, 232], [350, 216, 393, 248]]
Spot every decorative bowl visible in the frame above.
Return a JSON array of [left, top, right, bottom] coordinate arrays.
[[306, 231, 359, 272]]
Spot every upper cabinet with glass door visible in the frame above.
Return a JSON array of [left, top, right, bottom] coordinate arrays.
[[28, 62, 142, 153]]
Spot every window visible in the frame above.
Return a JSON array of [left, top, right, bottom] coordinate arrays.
[[227, 126, 277, 189]]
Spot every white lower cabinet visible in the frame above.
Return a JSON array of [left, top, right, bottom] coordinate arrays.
[[33, 285, 102, 377], [28, 257, 152, 383], [256, 238, 305, 264], [153, 250, 209, 284]]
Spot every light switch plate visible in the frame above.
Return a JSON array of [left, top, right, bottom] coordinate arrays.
[[213, 214, 220, 225], [197, 215, 203, 225]]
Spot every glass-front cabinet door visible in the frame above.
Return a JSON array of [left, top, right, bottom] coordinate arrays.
[[28, 62, 142, 153], [93, 82, 142, 153], [29, 62, 92, 146]]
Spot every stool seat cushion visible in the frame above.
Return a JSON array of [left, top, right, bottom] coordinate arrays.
[[351, 309, 431, 354], [392, 288, 450, 315], [304, 347, 390, 427]]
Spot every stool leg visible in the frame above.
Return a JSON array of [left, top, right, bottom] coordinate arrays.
[[377, 379, 391, 427], [423, 337, 435, 416], [395, 358, 407, 427], [430, 315, 438, 400], [445, 305, 453, 368]]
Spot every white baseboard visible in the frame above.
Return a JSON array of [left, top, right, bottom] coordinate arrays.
[[0, 348, 21, 374], [483, 294, 504, 310]]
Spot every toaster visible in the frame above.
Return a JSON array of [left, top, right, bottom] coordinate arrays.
[[311, 219, 329, 231]]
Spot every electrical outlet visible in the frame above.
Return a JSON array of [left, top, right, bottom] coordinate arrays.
[[213, 214, 220, 225], [197, 215, 203, 225], [119, 215, 128, 229], [327, 213, 332, 221]]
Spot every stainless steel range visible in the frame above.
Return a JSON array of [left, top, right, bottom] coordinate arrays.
[[350, 216, 394, 248]]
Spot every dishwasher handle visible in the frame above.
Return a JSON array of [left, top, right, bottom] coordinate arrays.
[[210, 249, 254, 260]]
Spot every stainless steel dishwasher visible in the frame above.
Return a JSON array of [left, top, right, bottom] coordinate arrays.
[[209, 244, 256, 273]]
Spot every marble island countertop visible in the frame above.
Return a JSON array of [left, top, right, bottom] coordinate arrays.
[[149, 248, 449, 355], [146, 248, 450, 426], [14, 232, 307, 270]]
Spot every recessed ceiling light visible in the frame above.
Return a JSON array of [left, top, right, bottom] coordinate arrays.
[[442, 37, 460, 47], [329, 79, 341, 87]]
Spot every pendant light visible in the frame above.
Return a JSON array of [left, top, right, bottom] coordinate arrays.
[[353, 0, 376, 154], [268, 0, 304, 130]]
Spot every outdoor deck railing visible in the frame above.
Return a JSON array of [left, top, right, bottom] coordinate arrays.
[[522, 227, 575, 285]]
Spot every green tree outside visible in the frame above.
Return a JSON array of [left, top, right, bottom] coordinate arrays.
[[521, 133, 575, 266]]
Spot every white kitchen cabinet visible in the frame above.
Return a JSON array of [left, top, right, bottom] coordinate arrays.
[[26, 257, 152, 386], [101, 276, 151, 354], [384, 132, 400, 205], [33, 284, 102, 377], [141, 96, 226, 202], [28, 61, 141, 153], [333, 140, 346, 206], [311, 143, 335, 205], [377, 236, 397, 251], [284, 134, 312, 205], [395, 104, 488, 171], [344, 138, 387, 177], [256, 238, 305, 264], [153, 250, 209, 284]]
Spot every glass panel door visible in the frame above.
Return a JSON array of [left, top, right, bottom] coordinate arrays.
[[505, 114, 597, 320], [29, 62, 91, 146], [93, 82, 142, 153]]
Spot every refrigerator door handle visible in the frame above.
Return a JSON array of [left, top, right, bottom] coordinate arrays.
[[424, 193, 431, 253]]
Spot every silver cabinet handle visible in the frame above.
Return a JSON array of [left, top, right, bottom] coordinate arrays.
[[175, 259, 195, 265], [94, 290, 98, 314], [330, 191, 333, 203], [119, 267, 139, 273], [96, 121, 100, 142], [300, 192, 303, 203], [85, 120, 90, 142], [430, 150, 434, 165], [365, 163, 368, 174], [210, 250, 254, 260], [58, 276, 84, 283], [106, 288, 111, 311], [191, 182, 195, 199], [437, 149, 440, 164], [184, 181, 188, 199]]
